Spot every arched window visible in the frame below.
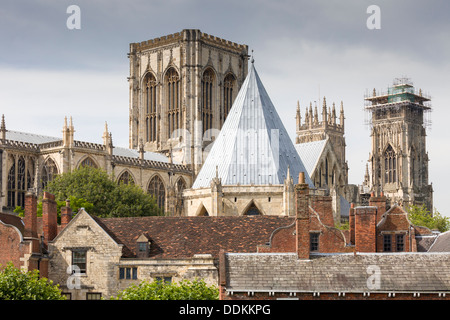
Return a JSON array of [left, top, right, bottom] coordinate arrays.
[[79, 157, 98, 168], [223, 73, 236, 123], [144, 73, 157, 142], [175, 177, 186, 216], [384, 145, 397, 183], [166, 68, 181, 138], [244, 202, 262, 216], [148, 175, 165, 209], [41, 158, 58, 190], [7, 156, 34, 209], [118, 171, 134, 185], [202, 68, 215, 139]]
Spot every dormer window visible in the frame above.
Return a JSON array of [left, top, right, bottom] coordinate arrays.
[[136, 234, 150, 258]]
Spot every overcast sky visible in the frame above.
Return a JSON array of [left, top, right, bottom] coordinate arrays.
[[1, 0, 449, 216]]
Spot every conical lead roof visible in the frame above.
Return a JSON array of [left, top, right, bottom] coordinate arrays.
[[192, 62, 313, 188]]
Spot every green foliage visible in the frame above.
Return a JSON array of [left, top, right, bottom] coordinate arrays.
[[0, 263, 65, 300], [111, 279, 219, 300], [45, 166, 162, 217], [406, 204, 450, 233]]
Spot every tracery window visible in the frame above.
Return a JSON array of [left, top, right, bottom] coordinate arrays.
[[223, 73, 236, 123], [144, 73, 157, 142], [7, 156, 34, 209], [148, 175, 165, 209], [166, 68, 181, 138], [384, 145, 397, 183], [175, 178, 186, 215], [80, 157, 98, 168], [118, 171, 134, 185], [202, 68, 214, 139], [41, 158, 58, 190]]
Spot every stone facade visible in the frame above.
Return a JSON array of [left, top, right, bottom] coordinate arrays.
[[0, 116, 192, 215], [365, 78, 433, 211], [128, 29, 249, 174]]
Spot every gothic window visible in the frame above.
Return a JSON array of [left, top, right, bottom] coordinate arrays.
[[223, 73, 236, 123], [144, 73, 157, 142], [118, 171, 134, 185], [7, 156, 34, 209], [165, 68, 181, 138], [148, 175, 165, 210], [384, 145, 396, 183], [244, 202, 261, 215], [202, 68, 215, 139], [41, 158, 58, 190], [79, 157, 98, 168], [175, 177, 186, 215]]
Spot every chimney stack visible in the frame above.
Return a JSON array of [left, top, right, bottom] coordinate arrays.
[[369, 192, 387, 223], [349, 203, 355, 245], [295, 172, 310, 259], [61, 199, 72, 229], [24, 191, 39, 253], [354, 206, 377, 252], [42, 192, 57, 245]]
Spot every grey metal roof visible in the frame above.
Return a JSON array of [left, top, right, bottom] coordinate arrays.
[[113, 146, 170, 163], [294, 139, 328, 177], [225, 252, 450, 293], [6, 130, 60, 144], [192, 62, 313, 188]]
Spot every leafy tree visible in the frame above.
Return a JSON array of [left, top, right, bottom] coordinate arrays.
[[44, 166, 162, 217], [111, 279, 219, 300], [0, 263, 65, 300], [406, 204, 450, 233]]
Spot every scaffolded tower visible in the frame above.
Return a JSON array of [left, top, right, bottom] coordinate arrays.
[[364, 78, 433, 211]]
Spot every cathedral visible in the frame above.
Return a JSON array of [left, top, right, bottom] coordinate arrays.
[[0, 29, 433, 220]]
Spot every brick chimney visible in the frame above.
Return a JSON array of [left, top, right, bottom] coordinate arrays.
[[354, 206, 377, 252], [369, 192, 387, 223], [295, 172, 310, 259], [349, 203, 355, 245], [42, 192, 57, 245], [24, 191, 39, 253], [60, 199, 72, 229]]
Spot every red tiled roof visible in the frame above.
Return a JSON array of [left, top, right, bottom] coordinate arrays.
[[0, 212, 24, 235], [96, 216, 295, 259]]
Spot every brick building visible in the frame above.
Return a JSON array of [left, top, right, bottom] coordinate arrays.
[[0, 191, 62, 277], [219, 173, 449, 300]]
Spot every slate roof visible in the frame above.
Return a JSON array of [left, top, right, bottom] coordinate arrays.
[[192, 62, 313, 188], [6, 130, 60, 144], [113, 146, 170, 163], [95, 215, 295, 259], [428, 231, 450, 252], [224, 252, 450, 293]]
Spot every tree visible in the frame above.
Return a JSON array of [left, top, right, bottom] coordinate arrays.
[[0, 263, 65, 300], [111, 279, 219, 300], [44, 166, 162, 217], [406, 204, 450, 233]]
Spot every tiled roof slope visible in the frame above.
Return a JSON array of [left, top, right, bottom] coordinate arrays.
[[96, 216, 295, 259], [225, 252, 450, 293], [428, 231, 450, 252]]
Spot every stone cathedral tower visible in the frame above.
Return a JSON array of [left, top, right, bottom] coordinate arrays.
[[128, 29, 248, 175], [365, 78, 433, 211]]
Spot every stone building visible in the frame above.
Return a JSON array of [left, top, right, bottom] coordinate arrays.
[[364, 78, 433, 211], [0, 116, 192, 215], [128, 29, 249, 175]]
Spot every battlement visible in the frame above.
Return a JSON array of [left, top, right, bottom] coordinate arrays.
[[130, 29, 247, 53]]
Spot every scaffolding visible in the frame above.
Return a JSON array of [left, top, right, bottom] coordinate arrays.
[[363, 78, 432, 130]]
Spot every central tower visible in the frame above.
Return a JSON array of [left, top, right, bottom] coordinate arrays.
[[128, 29, 248, 175]]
